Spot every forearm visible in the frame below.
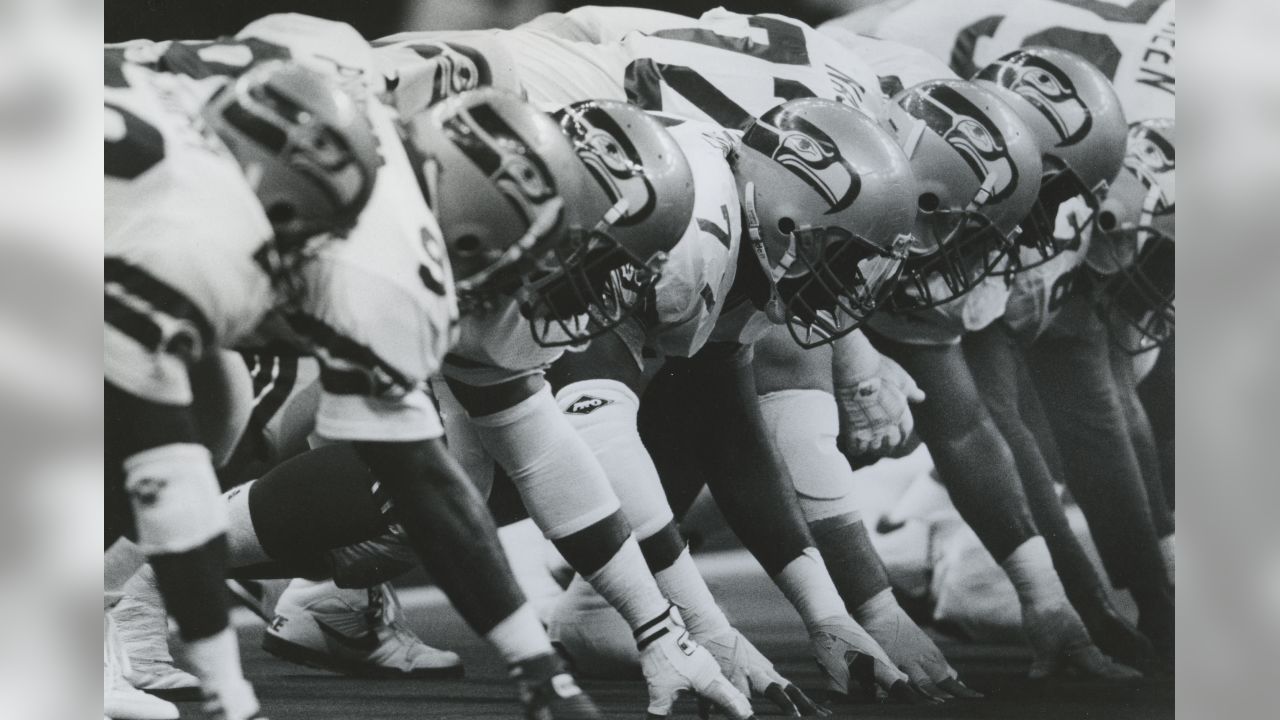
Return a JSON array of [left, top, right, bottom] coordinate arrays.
[[686, 344, 815, 576], [830, 329, 881, 387]]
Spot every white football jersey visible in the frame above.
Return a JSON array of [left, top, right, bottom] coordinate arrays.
[[818, 26, 959, 93], [642, 119, 742, 358], [105, 62, 275, 406], [442, 299, 569, 387], [604, 7, 886, 127], [398, 8, 885, 125], [831, 0, 1175, 121], [109, 16, 459, 441]]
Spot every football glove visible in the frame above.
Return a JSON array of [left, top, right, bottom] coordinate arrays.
[[701, 628, 829, 717], [808, 615, 923, 703], [639, 606, 755, 720], [1023, 602, 1143, 681], [854, 589, 982, 701], [834, 354, 924, 458]]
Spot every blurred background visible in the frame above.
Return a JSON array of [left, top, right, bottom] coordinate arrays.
[[1, 0, 1279, 717], [104, 0, 883, 42]]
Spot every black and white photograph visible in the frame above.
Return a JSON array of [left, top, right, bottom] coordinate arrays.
[[1, 0, 1271, 717]]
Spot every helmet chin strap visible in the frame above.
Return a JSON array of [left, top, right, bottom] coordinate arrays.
[[742, 181, 796, 324]]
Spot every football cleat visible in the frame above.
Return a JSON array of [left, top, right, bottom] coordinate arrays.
[[262, 579, 464, 678], [104, 612, 179, 720], [512, 651, 602, 720], [111, 565, 201, 701]]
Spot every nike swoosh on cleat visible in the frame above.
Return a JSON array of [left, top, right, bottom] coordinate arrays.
[[314, 617, 382, 653]]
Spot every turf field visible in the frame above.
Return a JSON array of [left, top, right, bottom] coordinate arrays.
[[173, 550, 1172, 720]]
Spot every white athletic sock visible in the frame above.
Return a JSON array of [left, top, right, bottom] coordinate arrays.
[[772, 547, 849, 632], [183, 627, 245, 688], [584, 537, 671, 631], [1001, 536, 1070, 613], [485, 603, 555, 665], [654, 548, 732, 641]]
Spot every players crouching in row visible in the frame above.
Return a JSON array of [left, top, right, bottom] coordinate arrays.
[[104, 4, 1175, 719]]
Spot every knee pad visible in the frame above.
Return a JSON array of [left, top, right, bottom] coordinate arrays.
[[556, 380, 673, 539], [432, 377, 497, 497], [469, 385, 620, 540], [124, 444, 227, 555], [757, 389, 860, 522]]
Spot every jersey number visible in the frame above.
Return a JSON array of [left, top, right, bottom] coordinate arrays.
[[105, 102, 165, 180], [624, 17, 817, 130]]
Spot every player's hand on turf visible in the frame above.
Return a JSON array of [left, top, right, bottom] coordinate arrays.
[[701, 628, 830, 716], [640, 607, 755, 720], [835, 354, 924, 458], [1023, 603, 1143, 681], [808, 615, 928, 704], [854, 591, 982, 701]]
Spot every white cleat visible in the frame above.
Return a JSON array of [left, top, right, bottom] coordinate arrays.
[[112, 565, 201, 701], [262, 579, 464, 679], [105, 613, 179, 720]]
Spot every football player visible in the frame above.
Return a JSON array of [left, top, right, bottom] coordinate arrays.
[[381, 10, 935, 703], [106, 17, 605, 719], [542, 96, 920, 707], [836, 0, 1177, 637], [207, 77, 755, 718], [105, 53, 380, 719], [819, 29, 1146, 678], [744, 34, 1039, 691], [1013, 116, 1177, 656]]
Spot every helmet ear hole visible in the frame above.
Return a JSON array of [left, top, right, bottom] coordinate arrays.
[[267, 203, 297, 227], [777, 217, 797, 235], [1097, 210, 1118, 231], [918, 192, 941, 213], [455, 234, 482, 256]]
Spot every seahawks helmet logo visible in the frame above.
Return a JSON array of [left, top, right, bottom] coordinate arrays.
[[555, 104, 656, 226], [743, 113, 861, 214], [906, 84, 1019, 204], [979, 53, 1092, 147], [410, 41, 490, 105], [443, 102, 557, 226]]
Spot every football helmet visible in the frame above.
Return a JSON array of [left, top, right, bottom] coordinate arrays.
[[374, 33, 522, 116], [879, 79, 1043, 310], [1091, 118, 1175, 354], [552, 99, 694, 341], [975, 46, 1128, 269], [202, 60, 381, 291], [402, 88, 674, 345], [731, 98, 917, 348]]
